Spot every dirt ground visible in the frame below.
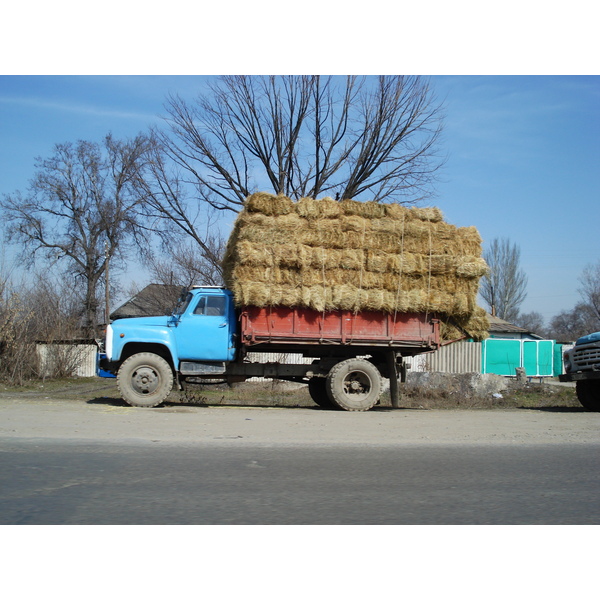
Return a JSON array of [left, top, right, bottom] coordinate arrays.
[[0, 378, 598, 447]]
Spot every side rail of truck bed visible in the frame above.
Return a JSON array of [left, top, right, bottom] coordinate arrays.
[[239, 306, 440, 354]]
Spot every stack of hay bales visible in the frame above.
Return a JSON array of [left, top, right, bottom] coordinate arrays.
[[222, 192, 490, 341]]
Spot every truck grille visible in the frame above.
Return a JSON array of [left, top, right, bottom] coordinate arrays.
[[573, 345, 600, 369]]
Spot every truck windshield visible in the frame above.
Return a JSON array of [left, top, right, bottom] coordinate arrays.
[[174, 292, 193, 316]]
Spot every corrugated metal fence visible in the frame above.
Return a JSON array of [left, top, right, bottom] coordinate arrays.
[[245, 352, 313, 381], [36, 343, 98, 378], [405, 341, 482, 373], [247, 345, 484, 379]]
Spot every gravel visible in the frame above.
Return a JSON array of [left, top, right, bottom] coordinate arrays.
[[1, 393, 599, 448]]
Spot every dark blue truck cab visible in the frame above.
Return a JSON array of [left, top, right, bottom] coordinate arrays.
[[559, 331, 600, 411]]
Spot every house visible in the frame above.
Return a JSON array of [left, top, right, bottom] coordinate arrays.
[[110, 284, 183, 321], [487, 314, 543, 340]]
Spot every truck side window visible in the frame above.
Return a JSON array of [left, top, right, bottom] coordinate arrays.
[[193, 296, 226, 317]]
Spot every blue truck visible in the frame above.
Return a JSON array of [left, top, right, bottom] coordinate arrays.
[[559, 331, 600, 411], [98, 286, 441, 411]]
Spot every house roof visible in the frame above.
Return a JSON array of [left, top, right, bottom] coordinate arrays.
[[487, 314, 528, 334], [111, 284, 183, 320], [486, 313, 543, 338]]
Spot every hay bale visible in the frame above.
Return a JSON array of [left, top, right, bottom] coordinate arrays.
[[222, 194, 490, 341], [384, 203, 444, 223], [245, 192, 294, 215], [340, 199, 388, 219], [441, 306, 490, 342], [296, 196, 341, 219]]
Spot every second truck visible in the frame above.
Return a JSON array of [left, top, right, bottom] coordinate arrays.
[[559, 331, 600, 411]]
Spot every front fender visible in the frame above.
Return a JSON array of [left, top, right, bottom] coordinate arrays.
[[107, 319, 179, 365]]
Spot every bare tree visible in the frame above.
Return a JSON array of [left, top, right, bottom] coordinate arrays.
[[514, 311, 547, 337], [0, 264, 89, 383], [548, 303, 598, 341], [147, 238, 225, 289], [0, 268, 35, 383], [138, 76, 444, 278], [118, 233, 227, 320], [150, 75, 444, 215], [25, 271, 86, 342], [480, 237, 528, 322], [547, 260, 600, 341], [578, 260, 600, 324], [133, 147, 226, 282], [25, 272, 96, 379], [129, 232, 225, 304], [1, 134, 150, 335]]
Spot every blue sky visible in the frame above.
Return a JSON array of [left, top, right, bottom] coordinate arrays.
[[0, 75, 598, 324], [1, 6, 597, 577]]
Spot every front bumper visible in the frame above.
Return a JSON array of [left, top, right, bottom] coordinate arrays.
[[559, 370, 600, 382], [96, 353, 117, 378]]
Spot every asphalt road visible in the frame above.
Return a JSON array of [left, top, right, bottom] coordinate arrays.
[[1, 438, 599, 525], [1, 397, 599, 524]]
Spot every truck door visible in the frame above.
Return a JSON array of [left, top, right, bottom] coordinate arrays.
[[175, 293, 235, 362]]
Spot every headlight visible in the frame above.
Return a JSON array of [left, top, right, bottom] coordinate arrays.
[[105, 324, 114, 361]]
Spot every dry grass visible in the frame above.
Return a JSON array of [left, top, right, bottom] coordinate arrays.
[[1, 377, 580, 412], [174, 380, 580, 411], [396, 380, 580, 410]]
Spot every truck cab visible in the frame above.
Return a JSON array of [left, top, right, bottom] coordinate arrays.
[[104, 286, 237, 367], [560, 331, 600, 411], [99, 287, 238, 406], [563, 331, 600, 375]]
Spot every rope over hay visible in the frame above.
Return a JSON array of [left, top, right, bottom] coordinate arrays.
[[222, 193, 490, 341]]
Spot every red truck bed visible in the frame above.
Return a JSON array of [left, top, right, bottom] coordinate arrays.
[[239, 306, 440, 354]]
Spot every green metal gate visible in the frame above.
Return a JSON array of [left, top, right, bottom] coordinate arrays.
[[482, 339, 556, 377]]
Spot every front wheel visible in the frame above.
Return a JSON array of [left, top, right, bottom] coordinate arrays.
[[326, 358, 382, 412], [117, 352, 174, 408], [576, 380, 600, 412]]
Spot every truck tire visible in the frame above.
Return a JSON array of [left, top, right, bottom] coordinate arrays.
[[326, 358, 382, 412], [576, 380, 600, 412], [117, 352, 174, 408], [308, 377, 337, 409]]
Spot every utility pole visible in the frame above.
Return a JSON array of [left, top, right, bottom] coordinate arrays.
[[105, 240, 110, 326]]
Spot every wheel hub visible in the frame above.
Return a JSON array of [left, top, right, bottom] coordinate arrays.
[[132, 366, 159, 394], [343, 372, 370, 396]]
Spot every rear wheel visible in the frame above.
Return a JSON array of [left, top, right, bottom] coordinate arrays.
[[326, 358, 382, 412], [576, 380, 600, 412], [117, 352, 174, 408], [308, 377, 337, 409]]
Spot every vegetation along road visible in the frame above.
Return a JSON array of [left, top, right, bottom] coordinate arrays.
[[0, 379, 598, 524]]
